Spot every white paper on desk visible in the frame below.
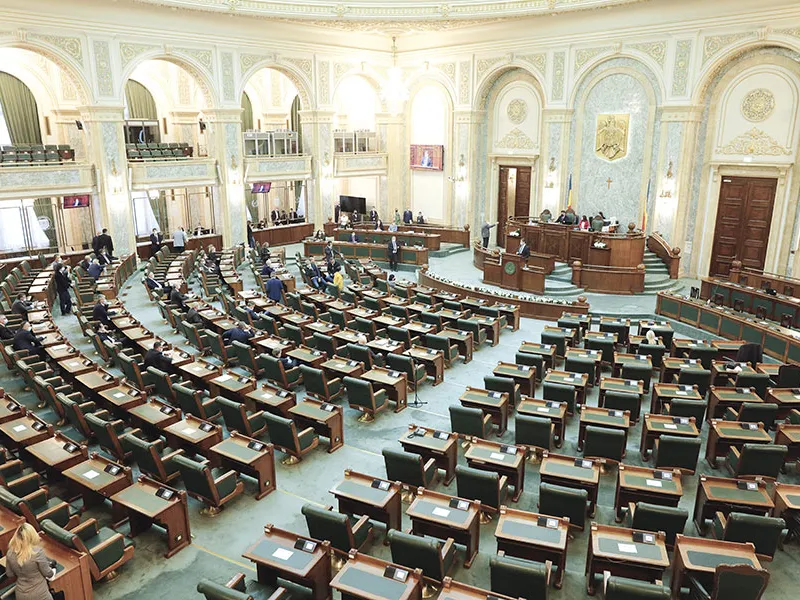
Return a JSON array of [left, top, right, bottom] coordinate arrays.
[[51, 345, 67, 351], [113, 392, 126, 399], [489, 452, 506, 460], [536, 407, 550, 413], [617, 543, 638, 554], [676, 391, 688, 396], [83, 470, 100, 480], [12, 425, 26, 432], [663, 424, 678, 430], [272, 548, 293, 561], [432, 507, 451, 518], [181, 427, 197, 435], [262, 392, 273, 399], [645, 479, 663, 488], [216, 374, 232, 382], [68, 361, 80, 367]]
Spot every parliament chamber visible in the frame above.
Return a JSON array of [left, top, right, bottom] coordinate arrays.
[[1, 0, 800, 599]]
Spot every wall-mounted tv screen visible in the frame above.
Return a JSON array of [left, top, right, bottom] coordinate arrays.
[[251, 182, 271, 193], [339, 195, 366, 214], [63, 195, 90, 209], [410, 144, 444, 171]]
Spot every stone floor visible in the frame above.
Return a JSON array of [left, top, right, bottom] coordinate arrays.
[[2, 247, 796, 600]]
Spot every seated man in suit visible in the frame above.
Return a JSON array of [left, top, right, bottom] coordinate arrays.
[[260, 261, 274, 278], [143, 270, 171, 298], [387, 236, 400, 271], [11, 293, 34, 319], [266, 273, 285, 302], [272, 346, 297, 370], [92, 295, 115, 326], [260, 243, 271, 262], [0, 314, 17, 341], [348, 231, 360, 243], [78, 256, 91, 272], [87, 258, 105, 280], [97, 248, 113, 266], [280, 211, 288, 224], [184, 306, 204, 326], [270, 209, 279, 224], [517, 239, 531, 258], [416, 211, 425, 224], [170, 281, 190, 311], [12, 321, 44, 357], [289, 209, 299, 222], [222, 321, 255, 344], [144, 340, 172, 371], [95, 323, 121, 347]]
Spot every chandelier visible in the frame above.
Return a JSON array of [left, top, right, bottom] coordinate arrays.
[[381, 36, 409, 114]]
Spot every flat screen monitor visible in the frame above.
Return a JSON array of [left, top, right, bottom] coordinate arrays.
[[251, 182, 271, 193], [339, 195, 366, 214], [63, 195, 90, 209], [410, 144, 444, 171]]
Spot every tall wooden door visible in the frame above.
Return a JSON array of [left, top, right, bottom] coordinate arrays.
[[514, 167, 532, 217], [497, 166, 532, 239], [497, 167, 509, 240], [710, 176, 777, 277]]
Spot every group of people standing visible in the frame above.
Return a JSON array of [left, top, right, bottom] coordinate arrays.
[[149, 222, 209, 256]]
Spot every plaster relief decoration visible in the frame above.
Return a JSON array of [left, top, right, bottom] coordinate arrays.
[[476, 57, 503, 80], [437, 62, 456, 88], [716, 127, 791, 156], [671, 40, 692, 96], [628, 41, 666, 67], [284, 57, 313, 80], [30, 34, 83, 66], [595, 114, 630, 161], [221, 52, 235, 102], [177, 47, 214, 74], [506, 99, 528, 124], [318, 60, 330, 104], [495, 128, 536, 151], [120, 42, 158, 69], [575, 47, 610, 71], [551, 52, 565, 101], [459, 61, 470, 105], [93, 41, 114, 97], [740, 88, 775, 122], [519, 53, 546, 78], [702, 32, 752, 66], [334, 62, 356, 84]]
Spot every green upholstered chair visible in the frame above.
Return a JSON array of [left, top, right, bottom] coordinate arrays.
[[449, 405, 492, 441], [415, 293, 435, 306], [86, 412, 134, 462], [387, 529, 455, 591], [727, 444, 787, 480], [541, 331, 566, 358], [733, 373, 771, 399], [56, 392, 96, 439], [539, 482, 588, 530], [146, 366, 180, 405], [41, 518, 134, 581], [174, 382, 221, 421], [183, 322, 210, 353], [31, 374, 70, 419], [301, 301, 330, 323], [711, 512, 786, 561], [476, 306, 506, 329], [515, 352, 544, 381], [490, 553, 550, 600], [173, 454, 244, 515], [515, 414, 554, 458], [456, 318, 485, 347], [664, 398, 707, 429], [285, 323, 309, 348], [621, 363, 652, 392], [723, 403, 778, 428], [285, 292, 302, 311], [346, 343, 384, 369], [264, 412, 319, 465], [389, 304, 411, 320], [582, 425, 626, 463], [382, 448, 437, 497], [600, 321, 629, 345], [443, 300, 463, 312], [543, 382, 577, 415], [625, 502, 688, 549], [653, 435, 702, 473], [354, 316, 378, 339], [362, 297, 384, 314], [122, 434, 182, 483], [313, 333, 345, 359], [565, 357, 596, 386], [686, 564, 769, 600], [455, 465, 508, 515], [604, 576, 670, 600], [0, 486, 78, 530], [329, 308, 349, 329], [343, 376, 388, 422], [386, 354, 426, 389], [484, 375, 520, 409], [300, 365, 343, 402], [217, 396, 267, 438], [586, 338, 616, 366], [674, 368, 712, 398], [637, 343, 666, 369], [425, 334, 458, 366], [688, 346, 718, 369], [206, 330, 235, 366], [263, 354, 303, 389], [387, 326, 419, 349], [776, 364, 800, 388], [301, 504, 372, 560], [602, 391, 643, 423], [0, 455, 42, 497], [232, 341, 269, 378], [197, 573, 296, 600]]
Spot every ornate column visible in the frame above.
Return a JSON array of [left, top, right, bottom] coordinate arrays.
[[541, 109, 573, 215], [453, 110, 483, 230], [79, 106, 136, 256], [203, 108, 247, 246], [168, 111, 202, 149], [376, 112, 404, 220], [299, 109, 335, 228], [52, 109, 85, 160]]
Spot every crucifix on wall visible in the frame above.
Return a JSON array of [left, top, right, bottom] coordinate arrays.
[[606, 177, 613, 189]]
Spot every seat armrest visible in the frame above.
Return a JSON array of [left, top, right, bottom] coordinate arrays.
[[226, 573, 247, 593], [423, 457, 437, 483], [351, 515, 371, 536], [374, 389, 387, 403], [723, 407, 739, 421], [727, 445, 741, 467], [213, 469, 239, 488], [0, 459, 24, 475], [498, 475, 509, 501], [70, 517, 99, 538], [93, 409, 111, 421], [328, 377, 341, 388], [711, 511, 727, 540], [162, 448, 184, 462], [78, 400, 97, 412], [298, 427, 317, 446], [22, 488, 48, 507], [625, 502, 637, 528]]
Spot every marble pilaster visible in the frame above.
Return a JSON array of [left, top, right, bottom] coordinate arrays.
[[376, 112, 403, 220], [299, 109, 335, 227]]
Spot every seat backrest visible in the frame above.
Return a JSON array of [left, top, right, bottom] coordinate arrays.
[[539, 482, 588, 529], [173, 454, 214, 501], [148, 367, 175, 401], [232, 340, 254, 368], [346, 344, 373, 369], [733, 373, 771, 399], [630, 502, 688, 546], [313, 333, 337, 357], [264, 412, 298, 452], [387, 326, 411, 348], [382, 448, 423, 486], [41, 519, 79, 551], [386, 353, 415, 380], [125, 434, 166, 479], [723, 513, 786, 558], [655, 435, 701, 471], [85, 413, 117, 451], [387, 530, 443, 579], [343, 376, 376, 410], [299, 365, 326, 396], [285, 324, 305, 347], [637, 343, 666, 367], [217, 396, 248, 433], [455, 465, 500, 507], [514, 414, 551, 449], [456, 318, 479, 337], [736, 402, 778, 426], [677, 368, 711, 396], [329, 309, 347, 328], [734, 343, 763, 368], [389, 305, 410, 320], [777, 364, 800, 388], [604, 576, 671, 600], [737, 444, 787, 477], [489, 554, 549, 600], [713, 564, 769, 600], [449, 405, 485, 437], [425, 334, 450, 354], [263, 354, 287, 384], [666, 398, 706, 424], [174, 383, 203, 416], [514, 352, 543, 380], [300, 504, 352, 552], [688, 347, 717, 369]]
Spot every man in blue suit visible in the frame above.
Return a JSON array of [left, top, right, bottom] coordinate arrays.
[[223, 321, 255, 344]]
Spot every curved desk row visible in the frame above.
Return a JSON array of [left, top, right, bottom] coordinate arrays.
[[728, 262, 800, 300], [656, 292, 800, 364], [253, 222, 314, 247], [700, 277, 800, 328], [303, 239, 428, 265], [333, 227, 441, 250], [136, 233, 223, 260]]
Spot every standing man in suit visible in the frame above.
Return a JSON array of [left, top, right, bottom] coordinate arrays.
[[144, 340, 172, 371], [481, 221, 497, 248], [387, 236, 400, 271], [270, 208, 279, 224], [351, 210, 361, 224], [403, 208, 413, 224], [97, 228, 114, 258], [0, 314, 17, 341], [91, 230, 101, 255], [92, 294, 114, 326], [266, 272, 285, 303], [12, 321, 44, 357], [172, 226, 187, 253], [324, 241, 334, 262], [11, 293, 34, 319], [150, 228, 163, 255], [247, 221, 255, 248], [369, 208, 378, 222], [517, 239, 531, 258], [54, 263, 73, 316], [349, 231, 360, 243]]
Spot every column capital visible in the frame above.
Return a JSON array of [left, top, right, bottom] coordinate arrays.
[[661, 105, 704, 122], [298, 109, 336, 124], [454, 110, 486, 124], [202, 108, 243, 123], [78, 105, 125, 122], [542, 109, 574, 123]]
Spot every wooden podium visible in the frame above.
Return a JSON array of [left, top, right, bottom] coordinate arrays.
[[501, 253, 525, 289]]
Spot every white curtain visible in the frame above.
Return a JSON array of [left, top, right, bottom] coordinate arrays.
[[132, 192, 159, 235], [0, 106, 11, 146], [297, 185, 306, 217], [0, 199, 49, 251]]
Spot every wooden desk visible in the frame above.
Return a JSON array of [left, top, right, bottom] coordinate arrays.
[[711, 339, 747, 359], [163, 414, 223, 462], [363, 368, 407, 412], [539, 452, 600, 518], [366, 338, 405, 356], [336, 227, 441, 250], [305, 239, 429, 266], [517, 397, 566, 448], [211, 432, 276, 500], [756, 363, 781, 378], [614, 464, 683, 522], [612, 353, 652, 378], [330, 470, 402, 535], [439, 328, 474, 363], [660, 357, 702, 383], [577, 407, 630, 457], [57, 355, 96, 377], [459, 387, 509, 435], [466, 315, 501, 347], [495, 506, 567, 588], [559, 312, 591, 339], [111, 476, 191, 557], [772, 482, 800, 532], [253, 222, 314, 246], [671, 536, 761, 599], [399, 425, 457, 485], [127, 399, 182, 434], [439, 578, 517, 600], [26, 433, 88, 474], [401, 321, 436, 339], [693, 475, 773, 534], [464, 439, 525, 501], [242, 524, 331, 600], [97, 382, 146, 412], [543, 370, 589, 413], [0, 414, 53, 450], [0, 396, 25, 425], [705, 420, 771, 468], [640, 414, 699, 460], [775, 423, 800, 465], [254, 335, 295, 357], [209, 371, 257, 402], [289, 399, 344, 453], [244, 384, 296, 417], [710, 360, 755, 386], [404, 346, 444, 386], [649, 383, 703, 415], [406, 489, 481, 568], [330, 551, 421, 600], [519, 341, 556, 371], [566, 348, 602, 384], [586, 523, 669, 595], [701, 277, 800, 327], [493, 361, 536, 397], [672, 338, 715, 358], [176, 358, 223, 384], [765, 388, 800, 419], [287, 346, 327, 369], [708, 386, 762, 422], [63, 452, 132, 508], [45, 343, 79, 362], [321, 357, 365, 380]]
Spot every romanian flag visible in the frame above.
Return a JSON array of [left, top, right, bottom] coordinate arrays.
[[566, 173, 573, 210], [641, 179, 651, 231]]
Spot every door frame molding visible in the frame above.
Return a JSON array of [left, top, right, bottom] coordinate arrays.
[[697, 162, 789, 277], [487, 154, 539, 227]]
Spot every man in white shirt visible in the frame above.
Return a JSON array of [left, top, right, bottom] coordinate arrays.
[[173, 227, 187, 253]]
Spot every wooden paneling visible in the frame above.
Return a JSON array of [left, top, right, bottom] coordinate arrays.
[[647, 233, 681, 279], [572, 263, 645, 294], [515, 167, 531, 218], [498, 166, 509, 240], [710, 176, 776, 277], [253, 222, 314, 247]]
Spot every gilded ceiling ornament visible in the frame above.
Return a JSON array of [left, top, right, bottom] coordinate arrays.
[[717, 127, 791, 156], [740, 88, 775, 122], [702, 32, 752, 66], [506, 99, 528, 124], [495, 128, 536, 150], [595, 114, 630, 161]]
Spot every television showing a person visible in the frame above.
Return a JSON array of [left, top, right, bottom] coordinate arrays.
[[420, 150, 433, 168]]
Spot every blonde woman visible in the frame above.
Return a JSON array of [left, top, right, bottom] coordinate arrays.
[[6, 523, 56, 600]]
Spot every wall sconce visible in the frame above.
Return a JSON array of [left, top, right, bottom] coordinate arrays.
[[230, 154, 238, 170], [659, 160, 675, 198], [544, 156, 557, 189], [448, 154, 467, 184]]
